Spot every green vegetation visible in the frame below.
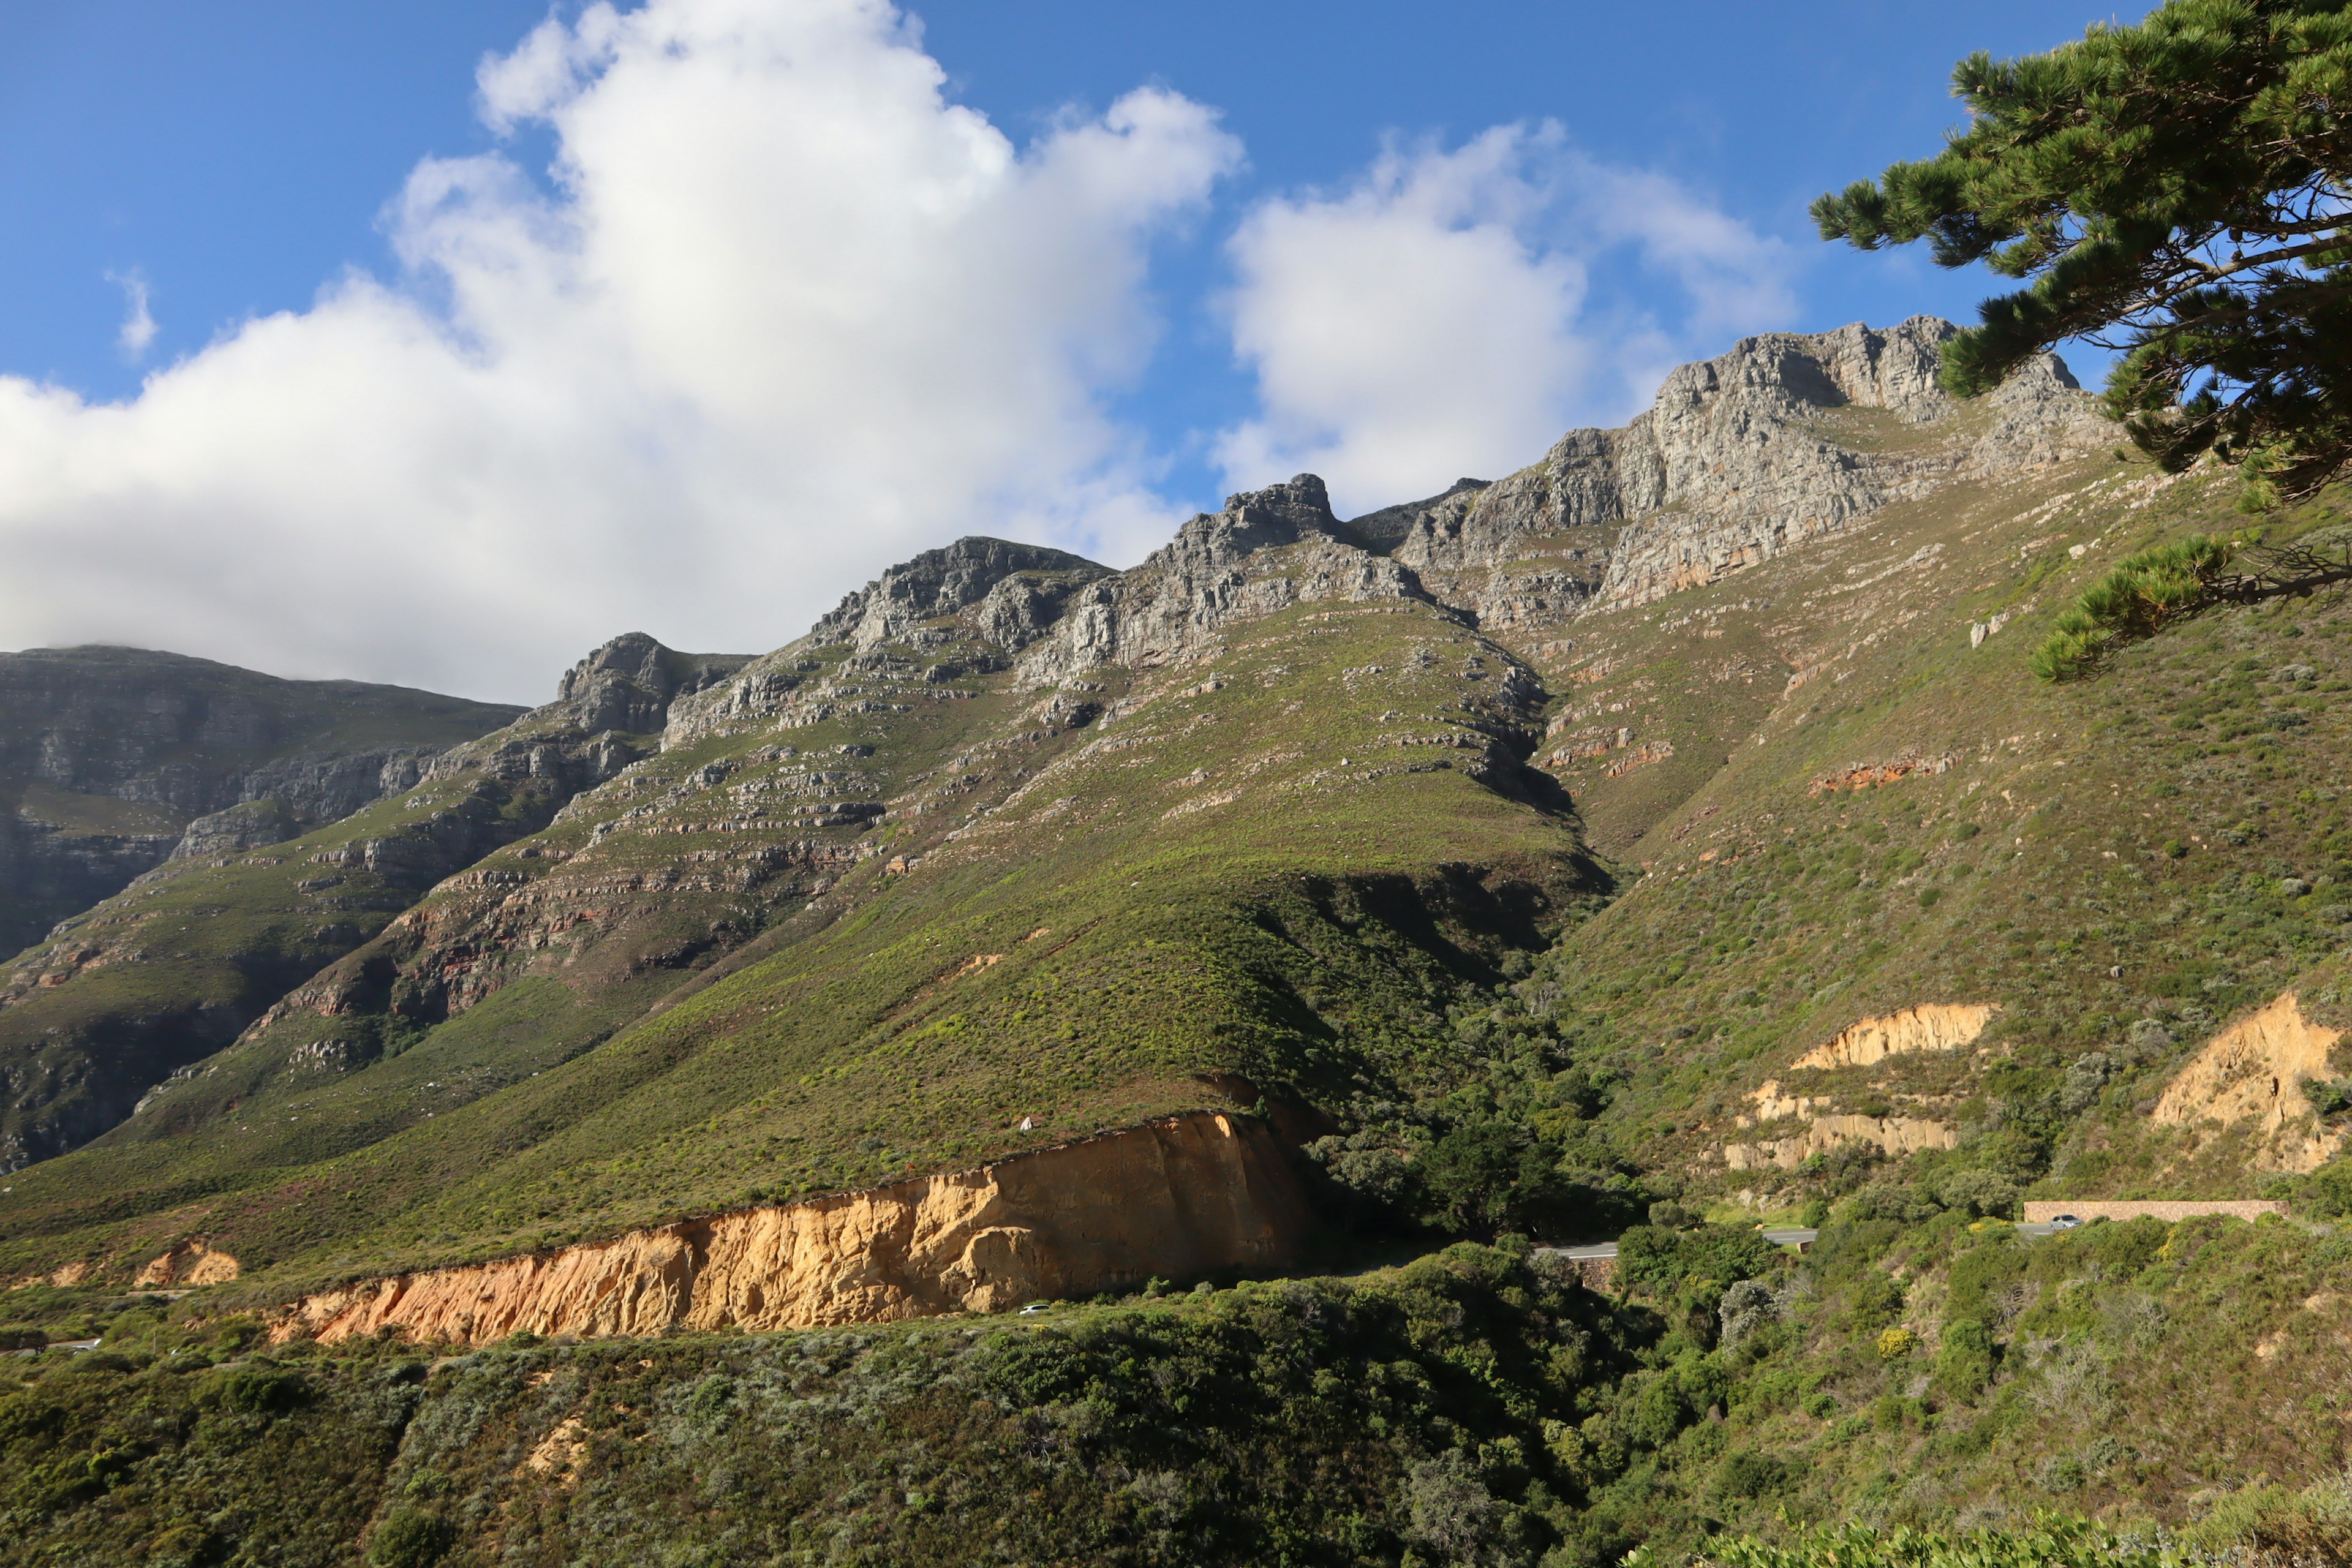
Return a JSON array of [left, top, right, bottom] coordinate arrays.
[[1706, 1519, 2187, 1568], [13, 1204, 2352, 1564], [1815, 0, 2352, 507], [0, 1244, 1641, 1567], [2030, 533, 2245, 680]]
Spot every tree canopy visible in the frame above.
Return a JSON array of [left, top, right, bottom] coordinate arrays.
[[1815, 0, 2352, 508]]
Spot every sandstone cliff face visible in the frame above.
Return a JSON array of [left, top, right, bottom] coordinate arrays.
[[1789, 1003, 2000, 1071], [274, 1111, 1310, 1343], [2153, 992, 2346, 1174]]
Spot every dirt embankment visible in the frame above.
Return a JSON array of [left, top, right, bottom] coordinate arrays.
[[1789, 1003, 1999, 1071], [2153, 992, 2345, 1173], [273, 1110, 1311, 1345]]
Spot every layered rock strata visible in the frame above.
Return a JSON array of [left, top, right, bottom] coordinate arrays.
[[274, 1111, 1310, 1344], [1366, 318, 2103, 639]]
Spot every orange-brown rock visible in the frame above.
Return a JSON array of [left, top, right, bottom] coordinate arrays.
[[134, 1241, 239, 1287], [2152, 992, 2346, 1173], [1790, 1003, 1999, 1071], [274, 1110, 1310, 1346], [1721, 1112, 1958, 1172], [1808, 756, 1954, 796]]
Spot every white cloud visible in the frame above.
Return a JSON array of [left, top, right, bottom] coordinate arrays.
[[1213, 124, 1797, 516], [104, 270, 156, 361], [0, 0, 1237, 701]]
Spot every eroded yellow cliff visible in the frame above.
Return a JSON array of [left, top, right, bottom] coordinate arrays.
[[2153, 992, 2345, 1173], [1722, 1112, 1958, 1172], [273, 1110, 1310, 1346], [1789, 1003, 1999, 1071]]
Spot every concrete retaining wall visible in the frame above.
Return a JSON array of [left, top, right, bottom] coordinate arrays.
[[2021, 1200, 2284, 1224]]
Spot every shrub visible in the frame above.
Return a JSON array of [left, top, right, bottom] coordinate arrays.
[[2303, 1077, 2352, 1118], [2030, 533, 2245, 682], [1418, 1116, 1577, 1239], [2304, 1157, 2352, 1218], [1709, 1517, 2190, 1568], [367, 1506, 451, 1568], [1618, 1226, 1781, 1342], [1714, 1449, 1789, 1501], [206, 1363, 312, 1416], [1931, 1168, 2020, 1220], [1718, 1280, 1780, 1349], [1933, 1319, 1997, 1401], [2184, 1468, 2352, 1563], [1875, 1327, 1918, 1361], [1843, 1273, 1906, 1332]]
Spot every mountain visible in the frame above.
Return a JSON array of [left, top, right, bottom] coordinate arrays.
[[0, 647, 522, 960], [0, 316, 2105, 1281], [0, 638, 745, 1171], [6, 317, 2351, 1565]]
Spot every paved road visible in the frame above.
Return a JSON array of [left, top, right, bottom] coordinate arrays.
[[1537, 1227, 1820, 1265]]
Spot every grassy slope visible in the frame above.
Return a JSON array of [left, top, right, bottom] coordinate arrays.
[[0, 690, 671, 1174], [1509, 449, 2352, 1209], [0, 582, 1602, 1292], [0, 647, 523, 954]]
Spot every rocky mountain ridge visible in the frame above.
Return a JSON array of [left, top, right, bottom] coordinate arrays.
[[0, 647, 522, 959], [0, 633, 748, 1170], [0, 315, 2122, 1266]]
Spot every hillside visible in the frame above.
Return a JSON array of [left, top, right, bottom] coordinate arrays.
[[0, 637, 744, 1172], [0, 317, 2122, 1291], [7, 317, 2352, 1564], [0, 647, 521, 960]]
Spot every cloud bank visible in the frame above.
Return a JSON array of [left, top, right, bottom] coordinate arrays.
[[1213, 124, 1796, 515], [0, 0, 1235, 699], [0, 2, 1801, 701]]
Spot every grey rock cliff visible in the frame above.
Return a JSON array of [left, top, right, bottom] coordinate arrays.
[[670, 322, 2105, 712], [666, 540, 1110, 742], [1017, 475, 1441, 684], [1374, 317, 2105, 635]]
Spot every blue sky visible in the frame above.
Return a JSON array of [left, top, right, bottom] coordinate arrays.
[[0, 1, 2113, 699]]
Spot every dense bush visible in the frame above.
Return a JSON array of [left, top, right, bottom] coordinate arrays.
[[1706, 1518, 2188, 1568]]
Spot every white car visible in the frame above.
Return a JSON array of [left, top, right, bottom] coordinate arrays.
[[2049, 1214, 2082, 1230], [1018, 1301, 1050, 1315]]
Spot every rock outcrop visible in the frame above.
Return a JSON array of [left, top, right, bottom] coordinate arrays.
[[1015, 477, 1447, 684], [2152, 992, 2346, 1173], [134, 1240, 239, 1287], [1790, 1003, 2000, 1071], [1368, 318, 2105, 638], [1722, 1110, 1958, 1171], [665, 540, 1107, 744], [274, 1111, 1310, 1344]]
